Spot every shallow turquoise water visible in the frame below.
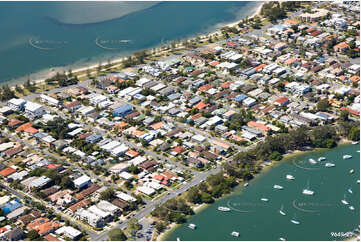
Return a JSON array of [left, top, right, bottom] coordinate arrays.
[[166, 144, 360, 241], [0, 1, 259, 83]]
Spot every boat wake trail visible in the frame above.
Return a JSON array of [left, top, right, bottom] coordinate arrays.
[[292, 200, 320, 213], [292, 159, 321, 171], [226, 200, 254, 213]]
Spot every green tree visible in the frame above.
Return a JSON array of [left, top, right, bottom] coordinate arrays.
[[108, 229, 127, 241], [27, 230, 40, 240], [317, 99, 330, 111]]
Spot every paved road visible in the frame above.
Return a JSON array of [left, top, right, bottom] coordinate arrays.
[[91, 166, 221, 241]]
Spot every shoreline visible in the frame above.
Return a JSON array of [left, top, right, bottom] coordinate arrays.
[[2, 1, 264, 90], [159, 139, 357, 241]]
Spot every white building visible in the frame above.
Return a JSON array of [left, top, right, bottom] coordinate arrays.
[[75, 208, 103, 228], [55, 226, 82, 240], [137, 186, 155, 196], [24, 101, 45, 118], [96, 200, 121, 216], [40, 94, 60, 107], [7, 98, 26, 111]]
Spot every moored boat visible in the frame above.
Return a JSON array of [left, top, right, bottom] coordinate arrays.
[[352, 141, 358, 145], [343, 155, 352, 159], [318, 157, 326, 161], [261, 198, 269, 202], [273, 185, 284, 190], [188, 224, 196, 230], [279, 204, 286, 216], [325, 162, 335, 167], [280, 238, 286, 241], [286, 174, 295, 180], [349, 206, 355, 210], [349, 169, 354, 174], [291, 215, 300, 225], [302, 180, 314, 195], [231, 231, 239, 237], [341, 194, 349, 205], [348, 188, 353, 194], [244, 183, 249, 187], [308, 158, 317, 164]]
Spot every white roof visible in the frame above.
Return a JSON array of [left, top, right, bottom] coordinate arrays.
[[73, 175, 91, 187], [8, 98, 26, 106], [24, 101, 43, 112], [100, 140, 121, 152], [192, 134, 206, 142], [88, 205, 111, 218], [128, 156, 147, 166], [137, 186, 155, 195], [97, 200, 120, 213], [111, 144, 129, 156], [136, 77, 151, 87], [116, 192, 136, 202], [55, 226, 82, 238], [119, 171, 133, 180]]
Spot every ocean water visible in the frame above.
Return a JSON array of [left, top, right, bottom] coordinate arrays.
[[0, 1, 260, 84], [166, 144, 360, 241]]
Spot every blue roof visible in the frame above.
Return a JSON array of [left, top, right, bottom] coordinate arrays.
[[85, 134, 102, 143], [234, 94, 248, 102], [2, 200, 22, 215], [113, 104, 133, 117]]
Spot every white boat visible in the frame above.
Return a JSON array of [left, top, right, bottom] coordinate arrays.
[[349, 169, 354, 174], [325, 162, 335, 167], [352, 141, 358, 145], [343, 155, 352, 159], [244, 183, 249, 187], [218, 206, 231, 212], [291, 215, 300, 225], [348, 188, 353, 194], [177, 238, 181, 241], [188, 224, 196, 230], [341, 194, 349, 205], [286, 174, 295, 180], [302, 180, 315, 195], [279, 204, 286, 216], [231, 231, 239, 237], [273, 185, 284, 190], [318, 157, 326, 161], [261, 198, 269, 202], [349, 206, 355, 210], [280, 238, 286, 241], [357, 180, 360, 184], [308, 158, 317, 164], [357, 150, 360, 153]]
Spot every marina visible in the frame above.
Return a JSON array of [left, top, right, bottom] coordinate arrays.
[[166, 144, 360, 241]]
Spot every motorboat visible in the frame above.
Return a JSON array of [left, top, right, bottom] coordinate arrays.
[[218, 206, 231, 212], [318, 157, 326, 161], [286, 174, 295, 180], [348, 188, 353, 194], [231, 231, 240, 237], [325, 162, 335, 167], [279, 204, 286, 216], [177, 238, 181, 241], [349, 169, 354, 174], [309, 158, 317, 164], [343, 155, 352, 159], [261, 198, 269, 202], [352, 141, 358, 145], [188, 224, 196, 230], [357, 180, 360, 184], [341, 194, 349, 205], [280, 238, 286, 241], [244, 183, 249, 187], [273, 185, 284, 190], [302, 180, 315, 195], [349, 206, 355, 210]]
